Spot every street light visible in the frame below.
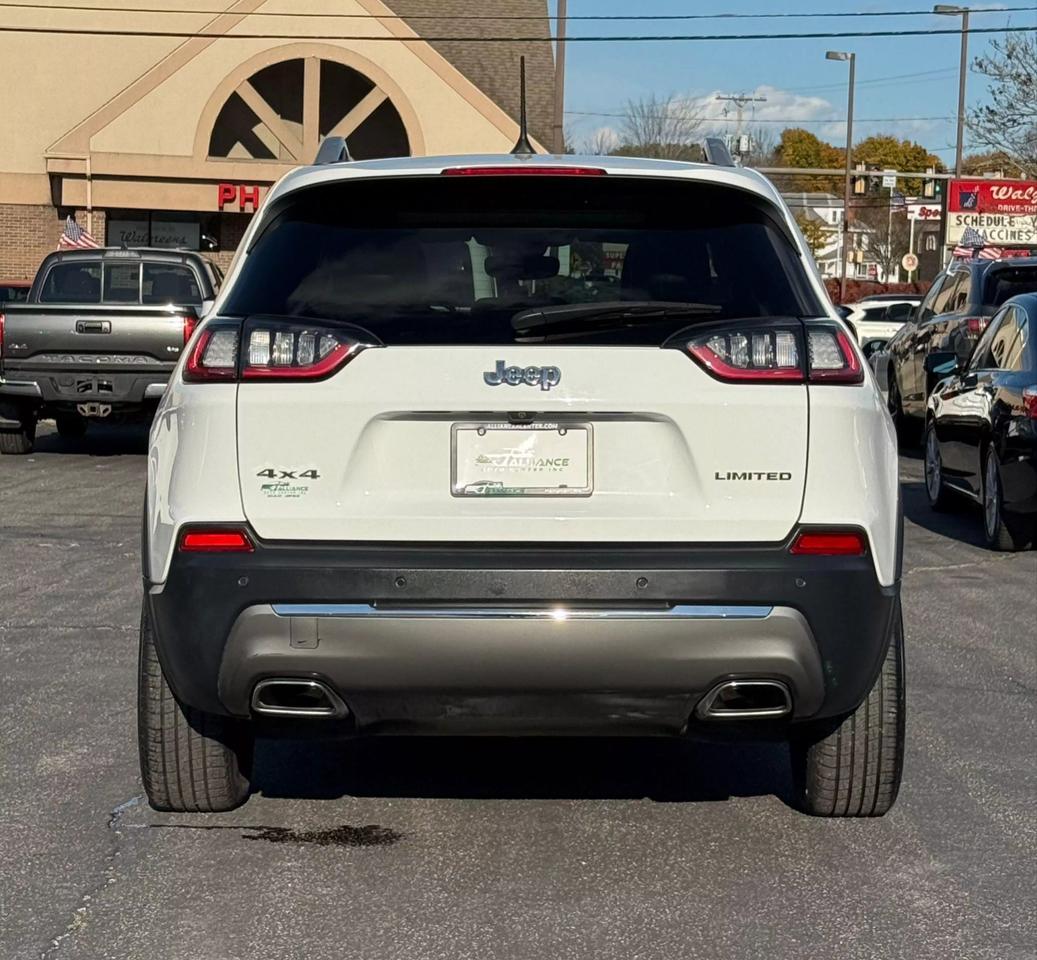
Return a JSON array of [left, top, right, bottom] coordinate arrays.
[[826, 50, 856, 303], [934, 4, 970, 177]]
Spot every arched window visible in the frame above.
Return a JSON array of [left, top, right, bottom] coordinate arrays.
[[208, 57, 410, 162]]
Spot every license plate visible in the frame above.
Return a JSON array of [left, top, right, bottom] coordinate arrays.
[[451, 423, 593, 497]]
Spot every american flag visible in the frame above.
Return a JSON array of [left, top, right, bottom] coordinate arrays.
[[977, 246, 1005, 260], [959, 226, 987, 248], [58, 215, 99, 250], [952, 245, 975, 259]]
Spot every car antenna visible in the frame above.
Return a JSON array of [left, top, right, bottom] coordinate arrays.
[[510, 56, 535, 156]]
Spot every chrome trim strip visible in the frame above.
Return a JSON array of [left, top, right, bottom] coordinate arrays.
[[271, 603, 774, 621]]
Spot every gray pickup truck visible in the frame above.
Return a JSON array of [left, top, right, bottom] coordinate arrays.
[[0, 247, 221, 453]]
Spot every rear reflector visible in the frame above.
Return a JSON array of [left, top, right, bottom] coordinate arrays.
[[179, 529, 254, 553], [442, 166, 606, 177], [789, 530, 867, 556], [965, 316, 989, 336]]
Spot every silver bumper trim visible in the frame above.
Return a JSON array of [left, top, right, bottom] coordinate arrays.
[[270, 603, 774, 621]]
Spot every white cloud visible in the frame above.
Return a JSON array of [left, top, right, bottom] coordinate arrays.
[[679, 85, 835, 126]]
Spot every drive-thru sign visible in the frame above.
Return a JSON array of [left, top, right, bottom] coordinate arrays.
[[947, 179, 1037, 247]]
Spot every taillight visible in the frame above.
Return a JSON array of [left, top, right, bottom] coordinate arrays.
[[179, 528, 254, 552], [680, 321, 863, 385], [965, 316, 989, 336], [182, 318, 375, 383], [0, 312, 5, 359], [688, 325, 803, 382], [241, 318, 370, 381], [183, 321, 240, 382], [182, 314, 199, 345], [789, 530, 867, 556], [806, 327, 863, 383], [1023, 385, 1037, 420], [442, 166, 606, 177]]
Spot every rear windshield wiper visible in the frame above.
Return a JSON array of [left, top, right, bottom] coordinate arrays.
[[512, 300, 722, 334]]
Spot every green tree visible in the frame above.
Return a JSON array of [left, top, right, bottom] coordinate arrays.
[[853, 135, 943, 193], [794, 212, 829, 259], [969, 35, 1037, 178], [961, 150, 1023, 177], [774, 128, 844, 191]]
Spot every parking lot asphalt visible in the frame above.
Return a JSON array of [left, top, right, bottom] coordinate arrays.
[[1, 423, 1034, 960]]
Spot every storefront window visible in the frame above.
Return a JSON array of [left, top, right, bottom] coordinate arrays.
[[107, 211, 220, 251]]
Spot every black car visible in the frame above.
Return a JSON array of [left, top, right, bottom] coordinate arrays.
[[924, 293, 1037, 550], [886, 257, 1037, 438]]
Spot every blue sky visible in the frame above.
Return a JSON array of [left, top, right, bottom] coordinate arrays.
[[549, 1, 1037, 161]]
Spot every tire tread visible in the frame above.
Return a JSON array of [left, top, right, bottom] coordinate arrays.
[[796, 606, 905, 817], [137, 602, 252, 812]]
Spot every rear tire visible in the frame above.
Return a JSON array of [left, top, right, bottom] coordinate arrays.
[[0, 417, 35, 455], [982, 447, 1033, 552], [55, 414, 88, 439], [924, 421, 954, 512], [137, 601, 253, 812], [888, 374, 918, 446], [791, 605, 905, 817]]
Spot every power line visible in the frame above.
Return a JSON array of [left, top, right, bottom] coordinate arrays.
[[566, 111, 954, 123], [1, 2, 1034, 20], [2, 24, 1036, 41], [785, 66, 959, 94]]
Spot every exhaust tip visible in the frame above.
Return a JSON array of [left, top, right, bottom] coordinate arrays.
[[251, 679, 348, 718], [696, 680, 792, 720]]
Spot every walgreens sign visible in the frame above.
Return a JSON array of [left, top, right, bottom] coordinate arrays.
[[949, 179, 1037, 216]]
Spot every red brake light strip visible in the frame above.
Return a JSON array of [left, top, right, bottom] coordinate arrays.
[[442, 166, 607, 177]]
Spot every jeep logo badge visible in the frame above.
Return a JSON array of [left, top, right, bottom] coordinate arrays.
[[483, 360, 561, 392]]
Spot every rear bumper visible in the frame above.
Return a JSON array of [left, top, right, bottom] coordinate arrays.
[[0, 366, 171, 407], [147, 532, 901, 733], [1000, 443, 1037, 516]]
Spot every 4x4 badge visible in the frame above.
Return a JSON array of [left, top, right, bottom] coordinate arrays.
[[483, 360, 561, 391]]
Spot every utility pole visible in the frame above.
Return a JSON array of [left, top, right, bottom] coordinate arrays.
[[552, 0, 567, 154], [934, 5, 971, 177], [715, 93, 766, 158], [826, 50, 856, 303]]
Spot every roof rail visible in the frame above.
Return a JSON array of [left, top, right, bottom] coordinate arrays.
[[314, 136, 353, 165], [702, 137, 735, 167]]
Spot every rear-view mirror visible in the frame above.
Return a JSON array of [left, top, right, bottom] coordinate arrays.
[[884, 303, 914, 323], [924, 351, 959, 376]]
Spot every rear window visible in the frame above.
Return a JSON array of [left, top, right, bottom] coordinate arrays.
[[142, 263, 202, 305], [225, 176, 822, 345], [39, 263, 102, 303], [983, 266, 1037, 307], [0, 285, 28, 303]]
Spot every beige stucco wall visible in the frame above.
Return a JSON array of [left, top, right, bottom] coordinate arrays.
[[0, 3, 191, 173], [0, 0, 546, 183]]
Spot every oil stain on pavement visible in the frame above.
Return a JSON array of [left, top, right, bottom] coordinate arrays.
[[152, 823, 404, 848]]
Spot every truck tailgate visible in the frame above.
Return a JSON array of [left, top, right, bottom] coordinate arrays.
[[1, 304, 190, 367]]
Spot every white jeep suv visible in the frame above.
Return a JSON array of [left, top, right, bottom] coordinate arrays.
[[139, 153, 905, 817]]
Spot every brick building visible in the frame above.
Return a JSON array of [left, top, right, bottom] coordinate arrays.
[[0, 0, 554, 278]]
